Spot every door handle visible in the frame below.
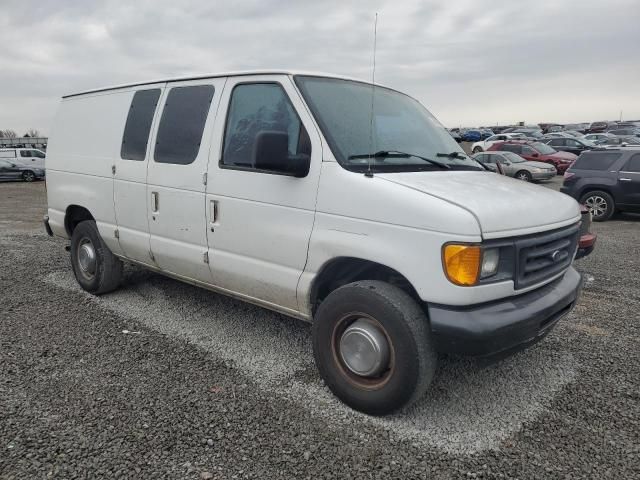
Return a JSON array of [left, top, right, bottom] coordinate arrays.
[[619, 178, 632, 182], [209, 200, 218, 231], [151, 192, 159, 212]]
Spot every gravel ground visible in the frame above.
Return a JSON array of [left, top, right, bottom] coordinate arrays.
[[1, 181, 639, 479]]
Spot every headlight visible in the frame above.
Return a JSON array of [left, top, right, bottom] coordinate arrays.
[[443, 245, 501, 286], [480, 248, 500, 278]]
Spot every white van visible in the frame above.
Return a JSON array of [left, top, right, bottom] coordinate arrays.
[[44, 71, 583, 415], [0, 148, 46, 169]]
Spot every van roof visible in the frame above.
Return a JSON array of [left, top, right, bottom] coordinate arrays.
[[62, 70, 385, 99]]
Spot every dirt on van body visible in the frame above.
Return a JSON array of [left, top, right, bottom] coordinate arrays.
[[1, 181, 639, 479]]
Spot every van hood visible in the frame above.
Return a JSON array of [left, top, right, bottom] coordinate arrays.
[[378, 171, 580, 238]]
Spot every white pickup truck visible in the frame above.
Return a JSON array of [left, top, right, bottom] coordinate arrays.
[[44, 71, 583, 415]]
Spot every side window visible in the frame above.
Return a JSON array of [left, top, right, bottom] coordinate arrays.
[[522, 146, 535, 155], [121, 89, 161, 161], [20, 150, 31, 158], [483, 154, 495, 164], [502, 144, 522, 154], [154, 85, 215, 165], [623, 154, 640, 172], [221, 83, 311, 170]]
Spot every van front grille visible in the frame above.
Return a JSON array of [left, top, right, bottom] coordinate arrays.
[[515, 224, 579, 290]]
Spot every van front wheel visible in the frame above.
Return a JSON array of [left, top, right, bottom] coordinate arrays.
[[312, 281, 436, 415], [70, 220, 123, 294]]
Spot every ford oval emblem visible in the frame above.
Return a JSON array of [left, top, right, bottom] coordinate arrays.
[[551, 250, 563, 262]]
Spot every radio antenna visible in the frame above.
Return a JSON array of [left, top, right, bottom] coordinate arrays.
[[366, 12, 378, 177]]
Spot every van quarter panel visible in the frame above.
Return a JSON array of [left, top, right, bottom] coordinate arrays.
[[45, 90, 134, 254]]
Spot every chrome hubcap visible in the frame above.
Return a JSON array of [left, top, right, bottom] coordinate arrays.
[[77, 239, 97, 277], [517, 173, 529, 181], [339, 319, 390, 377], [585, 196, 607, 217]]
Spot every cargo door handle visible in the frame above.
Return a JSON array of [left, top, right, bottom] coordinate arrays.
[[151, 192, 159, 213], [619, 178, 632, 182], [210, 200, 218, 231]]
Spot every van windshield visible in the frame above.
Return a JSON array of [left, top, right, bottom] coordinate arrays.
[[294, 76, 482, 173]]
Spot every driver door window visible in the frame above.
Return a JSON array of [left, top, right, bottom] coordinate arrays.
[[221, 83, 310, 172]]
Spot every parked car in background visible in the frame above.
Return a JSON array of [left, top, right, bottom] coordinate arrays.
[[607, 128, 640, 137], [595, 136, 640, 148], [563, 123, 589, 133], [448, 129, 462, 143], [480, 129, 494, 139], [488, 140, 577, 174], [472, 151, 556, 182], [460, 129, 483, 142], [584, 133, 615, 143], [560, 130, 584, 138], [543, 137, 595, 156], [0, 159, 45, 182], [542, 132, 575, 139], [471, 133, 525, 153], [561, 149, 640, 221], [587, 121, 613, 133], [506, 128, 544, 139], [0, 148, 46, 169]]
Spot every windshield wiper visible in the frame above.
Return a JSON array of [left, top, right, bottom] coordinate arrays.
[[348, 150, 450, 169], [436, 151, 468, 160]]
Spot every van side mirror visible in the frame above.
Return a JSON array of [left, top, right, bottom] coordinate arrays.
[[252, 131, 310, 177]]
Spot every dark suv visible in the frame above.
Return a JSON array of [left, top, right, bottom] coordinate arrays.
[[561, 149, 640, 221]]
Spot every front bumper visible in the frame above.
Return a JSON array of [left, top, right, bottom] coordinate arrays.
[[428, 266, 582, 357]]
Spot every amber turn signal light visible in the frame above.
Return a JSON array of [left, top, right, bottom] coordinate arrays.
[[443, 244, 481, 286]]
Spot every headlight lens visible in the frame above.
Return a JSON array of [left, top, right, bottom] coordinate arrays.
[[443, 245, 501, 285], [480, 248, 500, 278]]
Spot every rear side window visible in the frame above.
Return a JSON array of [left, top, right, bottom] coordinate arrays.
[[0, 150, 16, 158], [221, 83, 310, 169], [622, 154, 640, 172], [121, 89, 161, 161], [574, 152, 620, 170], [154, 85, 215, 165]]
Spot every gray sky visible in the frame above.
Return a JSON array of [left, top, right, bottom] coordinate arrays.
[[1, 0, 639, 136]]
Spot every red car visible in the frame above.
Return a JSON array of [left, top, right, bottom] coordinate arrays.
[[487, 140, 577, 174]]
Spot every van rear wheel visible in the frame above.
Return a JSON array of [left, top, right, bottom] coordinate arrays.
[[312, 280, 436, 415], [70, 220, 123, 294]]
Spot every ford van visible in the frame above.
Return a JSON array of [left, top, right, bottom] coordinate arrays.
[[44, 71, 584, 415]]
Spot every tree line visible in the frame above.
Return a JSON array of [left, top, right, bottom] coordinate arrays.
[[0, 129, 42, 138]]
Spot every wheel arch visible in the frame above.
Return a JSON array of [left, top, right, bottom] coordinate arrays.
[[309, 256, 422, 317], [64, 205, 95, 237]]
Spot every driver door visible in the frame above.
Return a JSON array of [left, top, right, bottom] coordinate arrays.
[[205, 75, 322, 313]]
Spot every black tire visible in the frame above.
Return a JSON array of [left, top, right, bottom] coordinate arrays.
[[580, 190, 614, 222], [22, 171, 35, 182], [472, 146, 483, 153], [312, 280, 437, 415], [70, 220, 123, 294], [515, 170, 532, 182]]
